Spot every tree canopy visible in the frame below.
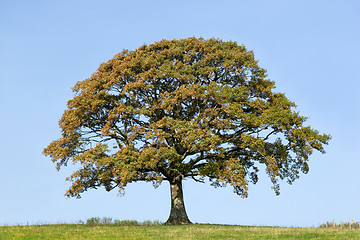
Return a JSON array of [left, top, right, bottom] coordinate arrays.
[[44, 37, 330, 224]]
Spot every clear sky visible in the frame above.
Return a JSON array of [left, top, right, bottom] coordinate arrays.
[[1, 0, 359, 227]]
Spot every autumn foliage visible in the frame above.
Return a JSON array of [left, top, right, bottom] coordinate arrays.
[[44, 37, 330, 224]]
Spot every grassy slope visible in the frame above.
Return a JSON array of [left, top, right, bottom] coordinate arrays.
[[1, 224, 360, 240]]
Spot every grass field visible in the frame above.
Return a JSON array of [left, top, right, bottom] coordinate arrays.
[[1, 224, 360, 240]]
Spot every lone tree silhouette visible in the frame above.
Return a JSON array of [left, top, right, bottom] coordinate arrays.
[[44, 37, 330, 225]]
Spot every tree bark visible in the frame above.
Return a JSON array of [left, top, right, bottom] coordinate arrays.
[[165, 178, 192, 225]]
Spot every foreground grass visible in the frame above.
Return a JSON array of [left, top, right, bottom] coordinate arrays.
[[1, 224, 360, 240]]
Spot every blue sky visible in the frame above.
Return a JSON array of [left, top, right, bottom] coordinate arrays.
[[1, 0, 359, 227]]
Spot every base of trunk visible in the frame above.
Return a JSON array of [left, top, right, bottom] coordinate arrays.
[[164, 217, 192, 225], [165, 179, 192, 225]]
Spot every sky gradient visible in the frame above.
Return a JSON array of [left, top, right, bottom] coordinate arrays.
[[1, 0, 359, 227]]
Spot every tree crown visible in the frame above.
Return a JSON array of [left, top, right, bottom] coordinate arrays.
[[44, 37, 330, 198]]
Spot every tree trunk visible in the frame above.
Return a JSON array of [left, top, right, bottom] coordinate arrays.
[[165, 178, 192, 225]]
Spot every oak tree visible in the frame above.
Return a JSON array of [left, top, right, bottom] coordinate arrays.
[[44, 37, 330, 225]]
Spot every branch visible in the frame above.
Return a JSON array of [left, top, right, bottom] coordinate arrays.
[[158, 166, 171, 179], [191, 175, 205, 183], [186, 151, 204, 167], [263, 129, 278, 141], [192, 162, 207, 169]]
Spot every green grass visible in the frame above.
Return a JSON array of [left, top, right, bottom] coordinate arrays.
[[1, 224, 360, 240]]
